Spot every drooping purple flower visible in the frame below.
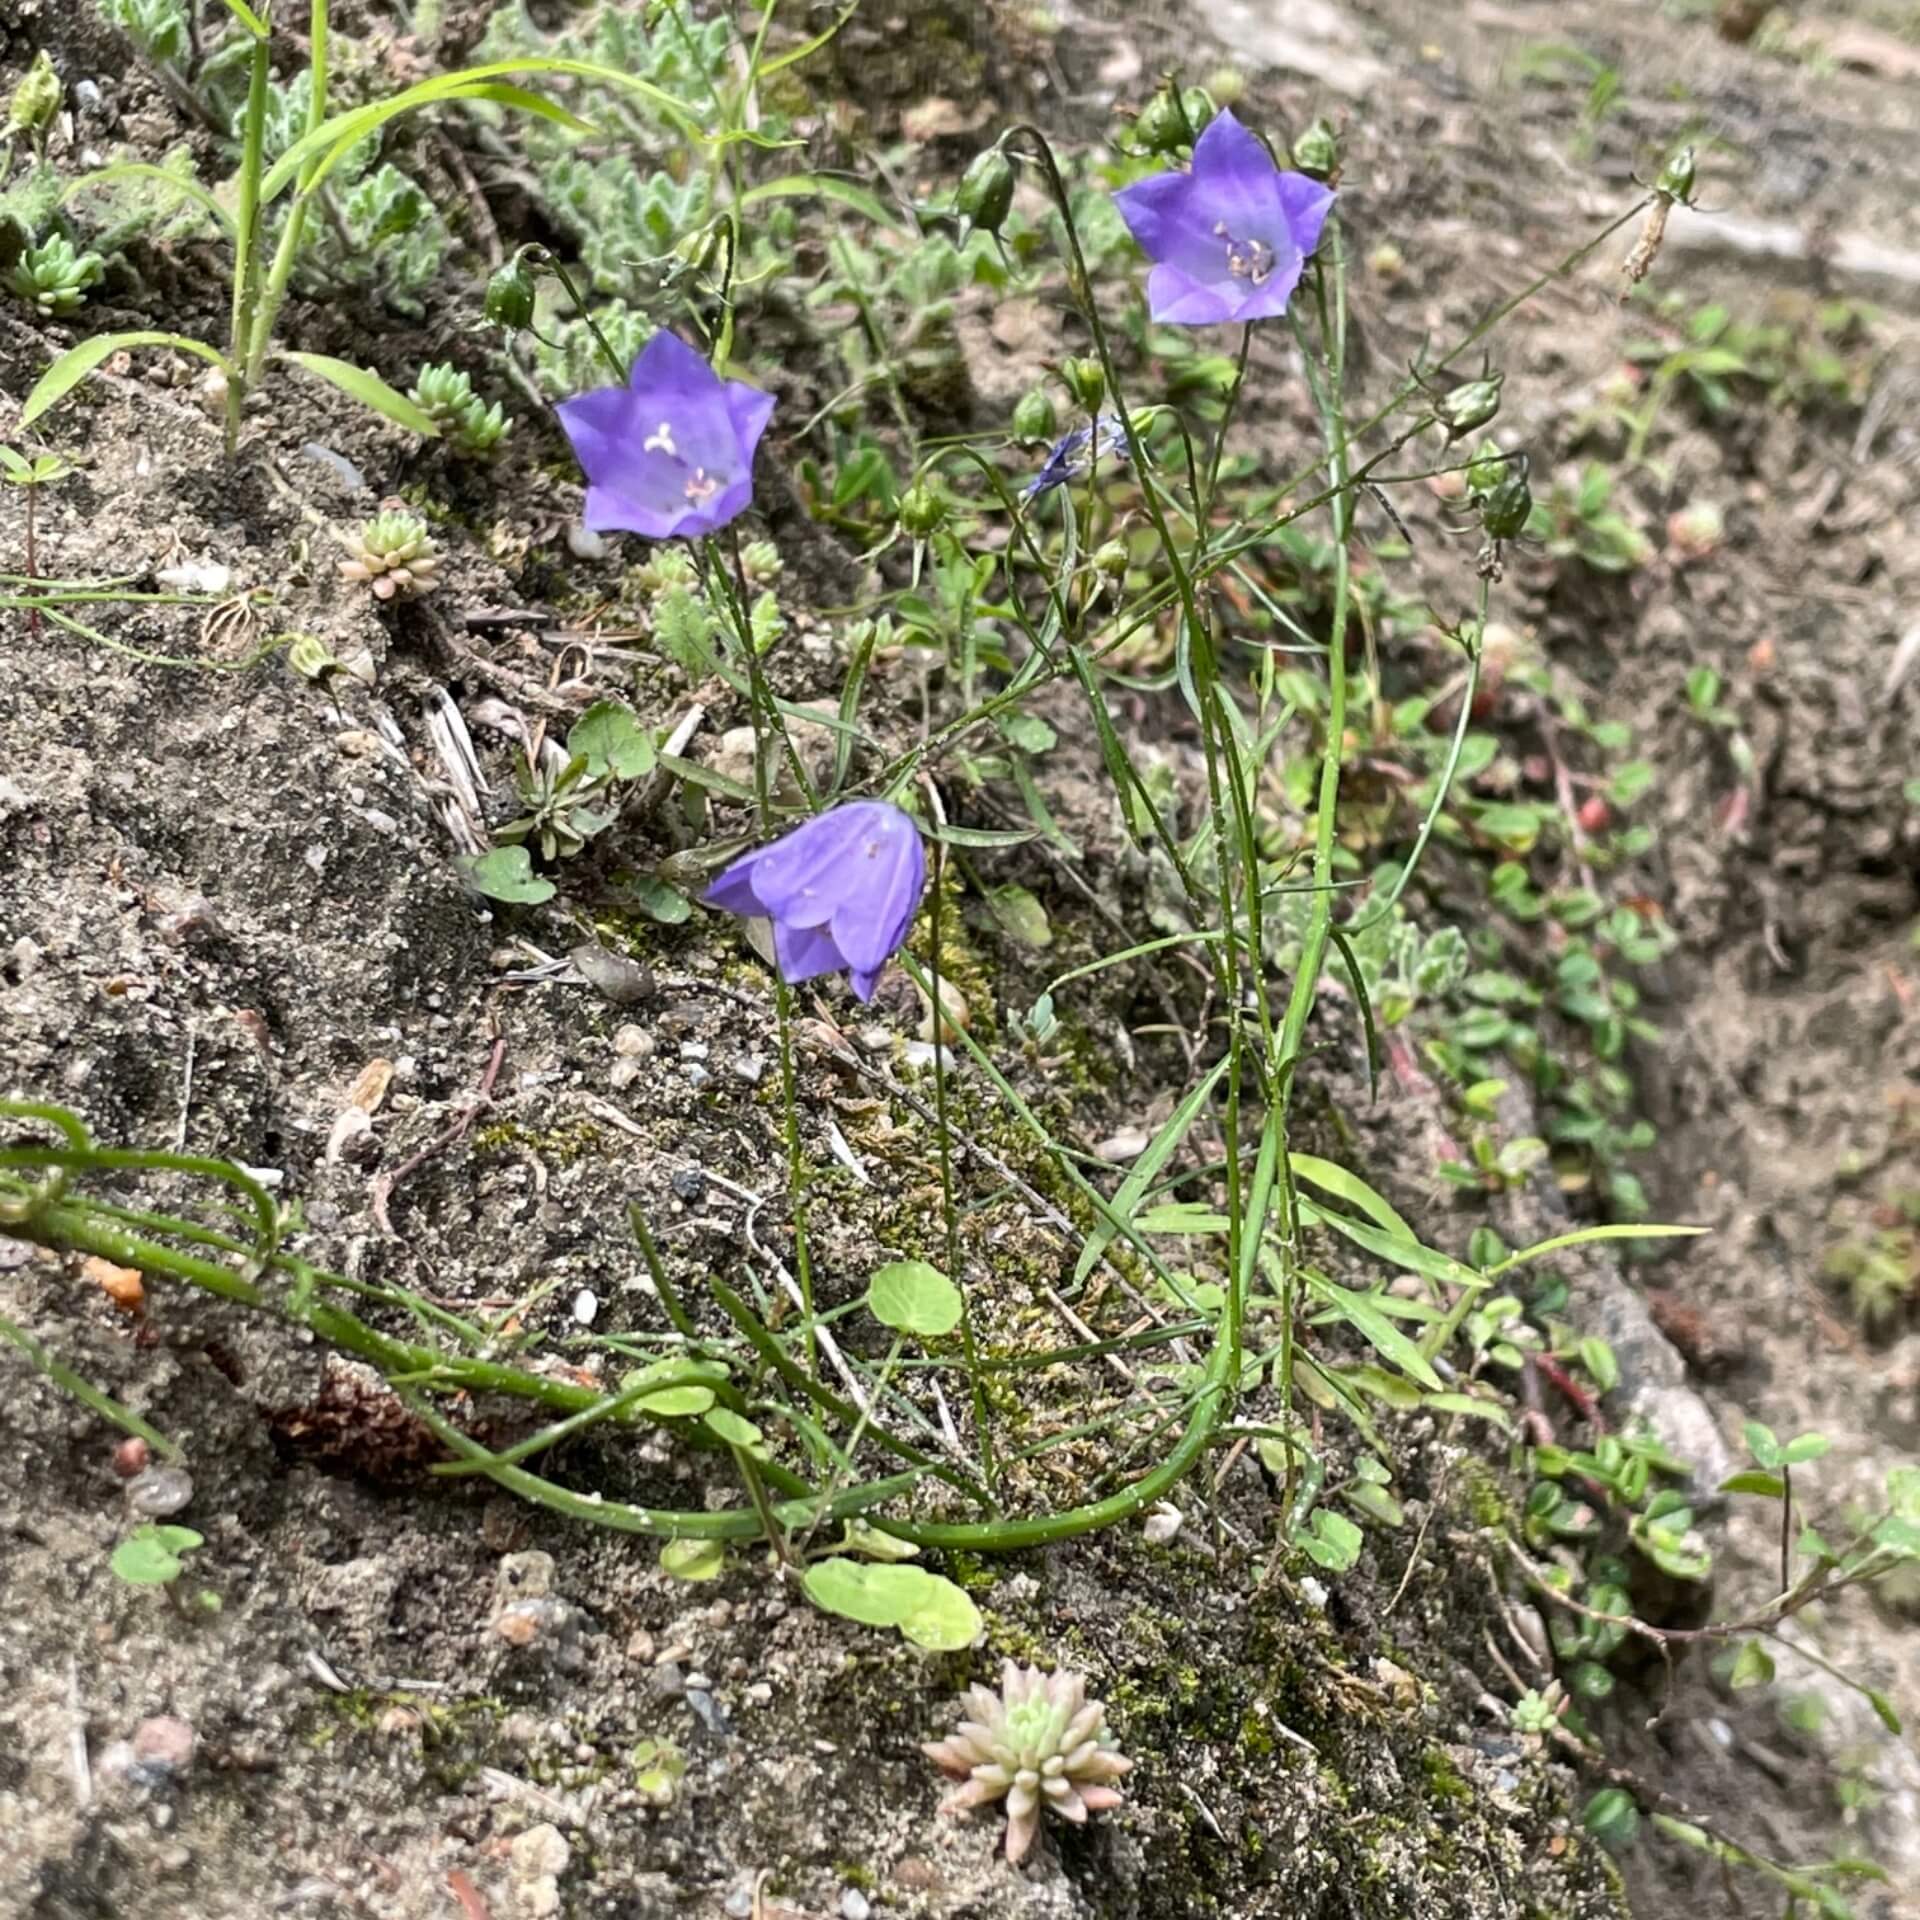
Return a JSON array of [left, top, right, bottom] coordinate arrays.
[[556, 330, 775, 540], [1112, 109, 1334, 327], [702, 800, 926, 1001], [1023, 414, 1130, 502]]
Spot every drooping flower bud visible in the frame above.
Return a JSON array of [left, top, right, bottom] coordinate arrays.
[[896, 480, 946, 536], [1132, 85, 1189, 157], [484, 250, 538, 332], [1464, 438, 1510, 500], [1180, 89, 1216, 141], [7, 50, 62, 139], [1012, 386, 1057, 444], [1437, 372, 1503, 443], [1291, 117, 1340, 183], [956, 144, 1016, 241], [1655, 144, 1696, 206], [1061, 355, 1106, 413], [1478, 460, 1533, 542], [1092, 538, 1129, 580]]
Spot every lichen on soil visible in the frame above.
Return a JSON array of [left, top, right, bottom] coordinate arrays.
[[5, 2, 1920, 1919]]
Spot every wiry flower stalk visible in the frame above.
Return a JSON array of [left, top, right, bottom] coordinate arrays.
[[922, 1661, 1131, 1864]]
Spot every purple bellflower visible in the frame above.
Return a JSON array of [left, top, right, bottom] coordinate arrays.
[[1023, 414, 1131, 501], [702, 800, 926, 1001], [556, 330, 775, 540], [1112, 109, 1334, 327]]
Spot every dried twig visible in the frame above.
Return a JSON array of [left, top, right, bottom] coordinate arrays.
[[370, 1036, 507, 1237]]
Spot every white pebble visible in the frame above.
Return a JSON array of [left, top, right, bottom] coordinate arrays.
[[571, 1289, 598, 1326]]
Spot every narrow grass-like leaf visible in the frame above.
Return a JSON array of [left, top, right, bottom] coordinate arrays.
[[1327, 921, 1380, 1102], [1075, 1056, 1229, 1286], [1305, 1272, 1445, 1390], [1288, 1155, 1415, 1241], [64, 164, 236, 239], [741, 171, 901, 228], [21, 332, 233, 428], [278, 352, 440, 436], [1481, 1222, 1707, 1277]]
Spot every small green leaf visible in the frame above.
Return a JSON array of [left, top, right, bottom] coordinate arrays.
[[1743, 1420, 1783, 1470], [1780, 1431, 1831, 1466], [867, 1260, 963, 1338], [702, 1408, 765, 1454], [623, 1357, 727, 1419], [1585, 1787, 1640, 1851], [801, 1558, 982, 1650], [625, 875, 691, 924], [457, 845, 556, 905], [831, 1519, 920, 1562], [1727, 1639, 1774, 1690], [279, 351, 441, 437], [110, 1524, 203, 1586], [1865, 1687, 1902, 1735], [1578, 1336, 1619, 1394], [1340, 1479, 1406, 1528], [986, 883, 1052, 949], [660, 1538, 725, 1583], [1295, 1507, 1363, 1572], [570, 700, 656, 779], [1718, 1469, 1785, 1498]]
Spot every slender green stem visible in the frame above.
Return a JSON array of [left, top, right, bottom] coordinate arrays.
[[0, 1312, 184, 1462], [245, 0, 330, 386], [926, 840, 995, 1490], [225, 25, 274, 453]]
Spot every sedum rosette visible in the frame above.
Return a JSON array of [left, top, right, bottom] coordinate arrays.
[[922, 1660, 1131, 1864]]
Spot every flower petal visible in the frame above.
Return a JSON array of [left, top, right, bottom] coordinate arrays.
[[1112, 168, 1230, 283], [701, 849, 769, 915], [831, 808, 925, 973], [1276, 169, 1336, 259], [737, 806, 879, 924], [725, 382, 777, 465], [1189, 108, 1286, 239], [773, 917, 847, 984], [1144, 262, 1242, 327]]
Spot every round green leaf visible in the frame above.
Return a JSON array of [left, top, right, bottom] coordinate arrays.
[[801, 1558, 981, 1651], [458, 845, 556, 905], [660, 1538, 725, 1583], [866, 1261, 962, 1338], [702, 1408, 765, 1454]]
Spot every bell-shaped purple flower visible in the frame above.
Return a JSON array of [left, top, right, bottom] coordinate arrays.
[[556, 330, 775, 540], [702, 800, 926, 1001], [1112, 109, 1334, 327]]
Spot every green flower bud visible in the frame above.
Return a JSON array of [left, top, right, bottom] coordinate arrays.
[[896, 481, 947, 536], [1464, 439, 1510, 500], [1180, 89, 1216, 140], [484, 252, 538, 332], [1291, 116, 1340, 182], [1012, 386, 1057, 443], [1092, 538, 1128, 581], [1132, 87, 1189, 157], [956, 145, 1016, 240], [1060, 355, 1106, 412], [1437, 372, 1503, 442], [1478, 461, 1533, 542], [1656, 144, 1696, 205], [7, 51, 62, 139]]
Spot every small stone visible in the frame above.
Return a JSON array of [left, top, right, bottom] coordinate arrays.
[[626, 1628, 656, 1664], [839, 1894, 871, 1920], [299, 442, 366, 493], [678, 1041, 709, 1062], [156, 896, 224, 943], [856, 1025, 893, 1055], [132, 1715, 196, 1779], [568, 525, 610, 561], [724, 1891, 755, 1920], [1095, 1128, 1150, 1163], [111, 1437, 150, 1478], [571, 1289, 598, 1326], [683, 1065, 712, 1091], [1142, 1502, 1183, 1546], [125, 1467, 194, 1518], [670, 1169, 707, 1204], [571, 942, 654, 1006], [728, 1053, 765, 1085], [1299, 1575, 1329, 1610], [510, 1824, 570, 1882], [612, 1024, 653, 1058]]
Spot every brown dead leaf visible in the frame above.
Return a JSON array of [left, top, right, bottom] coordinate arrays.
[[345, 1058, 395, 1114]]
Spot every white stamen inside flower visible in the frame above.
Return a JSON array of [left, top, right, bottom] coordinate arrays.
[[644, 421, 678, 456], [683, 467, 718, 503], [1213, 221, 1275, 285]]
